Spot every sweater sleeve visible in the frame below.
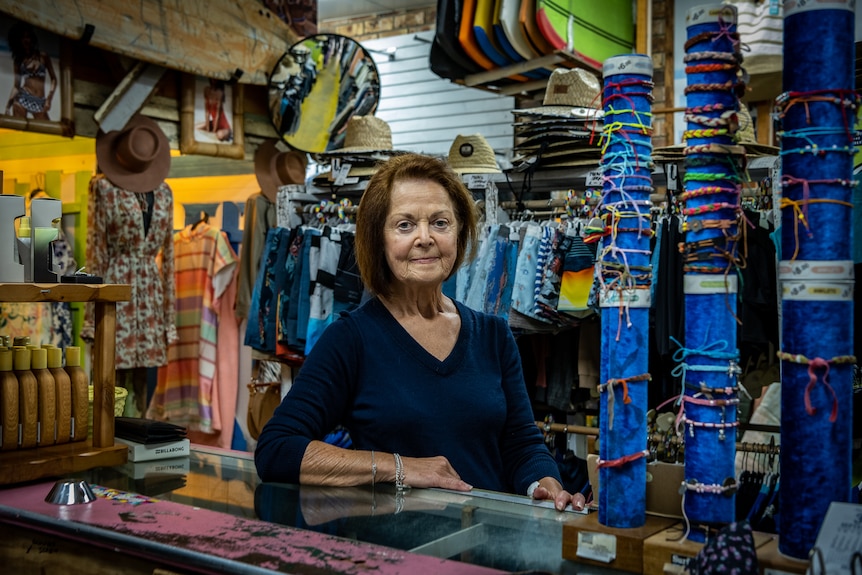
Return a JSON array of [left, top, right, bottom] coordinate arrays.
[[496, 317, 563, 494], [254, 316, 360, 483]]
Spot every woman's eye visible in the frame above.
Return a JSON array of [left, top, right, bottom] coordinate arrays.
[[433, 219, 450, 229], [396, 221, 414, 231]]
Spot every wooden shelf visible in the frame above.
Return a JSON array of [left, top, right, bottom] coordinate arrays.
[[0, 283, 131, 486], [457, 50, 602, 97]]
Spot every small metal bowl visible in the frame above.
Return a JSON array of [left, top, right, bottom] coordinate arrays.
[[45, 479, 97, 505]]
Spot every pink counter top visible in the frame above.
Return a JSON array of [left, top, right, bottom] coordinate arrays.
[[0, 481, 506, 575]]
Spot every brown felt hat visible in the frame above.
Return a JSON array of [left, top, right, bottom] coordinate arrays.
[[254, 140, 309, 202], [95, 114, 171, 193]]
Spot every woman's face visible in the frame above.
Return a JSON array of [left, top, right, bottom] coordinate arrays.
[[383, 178, 460, 291]]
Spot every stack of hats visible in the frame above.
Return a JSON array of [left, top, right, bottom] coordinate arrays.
[[510, 67, 605, 170], [447, 133, 502, 175], [312, 115, 406, 188]]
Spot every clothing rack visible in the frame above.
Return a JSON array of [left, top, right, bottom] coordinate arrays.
[[535, 421, 599, 437]]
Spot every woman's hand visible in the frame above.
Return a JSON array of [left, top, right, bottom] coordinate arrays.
[[400, 454, 472, 492], [531, 477, 586, 512]]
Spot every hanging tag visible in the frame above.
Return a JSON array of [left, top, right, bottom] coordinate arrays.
[[332, 163, 352, 186], [664, 163, 679, 191], [769, 0, 779, 16], [585, 169, 603, 187], [465, 174, 490, 189]]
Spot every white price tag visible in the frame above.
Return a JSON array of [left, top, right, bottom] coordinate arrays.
[[577, 531, 617, 563], [585, 169, 603, 187], [664, 163, 680, 191], [465, 174, 490, 189], [333, 163, 352, 186]]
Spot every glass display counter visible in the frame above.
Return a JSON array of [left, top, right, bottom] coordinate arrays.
[[0, 445, 625, 575]]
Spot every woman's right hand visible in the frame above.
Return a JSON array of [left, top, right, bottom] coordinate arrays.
[[400, 455, 472, 492]]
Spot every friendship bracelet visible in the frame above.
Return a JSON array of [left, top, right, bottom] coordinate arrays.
[[780, 145, 857, 156], [683, 127, 731, 140], [779, 197, 854, 260], [684, 50, 740, 63], [679, 186, 740, 201], [684, 80, 744, 96], [684, 109, 738, 127], [596, 449, 650, 469], [393, 453, 409, 491], [681, 478, 738, 496], [682, 395, 740, 407], [371, 450, 377, 486], [685, 62, 738, 74], [684, 142, 746, 156], [683, 29, 740, 52], [684, 381, 741, 395], [683, 172, 743, 184], [682, 218, 735, 232], [684, 263, 735, 274], [681, 202, 740, 216], [776, 351, 856, 423]]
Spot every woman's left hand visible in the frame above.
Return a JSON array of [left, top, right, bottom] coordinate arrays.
[[531, 477, 586, 512]]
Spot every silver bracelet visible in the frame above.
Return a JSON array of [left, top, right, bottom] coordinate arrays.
[[393, 452, 408, 491], [371, 450, 377, 486]]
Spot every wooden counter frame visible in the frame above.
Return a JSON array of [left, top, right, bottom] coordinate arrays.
[[0, 283, 129, 485]]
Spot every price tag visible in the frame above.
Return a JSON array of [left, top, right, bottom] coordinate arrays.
[[332, 163, 352, 186], [585, 169, 603, 187], [577, 531, 617, 563], [664, 163, 680, 191], [465, 174, 490, 189]]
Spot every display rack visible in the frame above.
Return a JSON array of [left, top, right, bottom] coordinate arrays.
[[0, 283, 130, 485]]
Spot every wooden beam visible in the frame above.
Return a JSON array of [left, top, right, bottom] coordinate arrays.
[[94, 62, 167, 133]]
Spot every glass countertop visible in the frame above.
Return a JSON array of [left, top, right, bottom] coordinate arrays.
[[75, 446, 621, 575]]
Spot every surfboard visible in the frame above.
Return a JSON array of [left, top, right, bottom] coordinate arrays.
[[459, 0, 530, 81], [519, 0, 557, 57], [0, 0, 298, 85], [474, 0, 544, 79], [495, 0, 551, 77], [535, 0, 634, 69]]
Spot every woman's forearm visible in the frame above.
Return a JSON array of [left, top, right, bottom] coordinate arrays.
[[299, 440, 393, 487]]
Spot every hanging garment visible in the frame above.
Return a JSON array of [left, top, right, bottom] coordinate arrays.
[[236, 193, 277, 320], [148, 223, 237, 432], [84, 174, 177, 369]]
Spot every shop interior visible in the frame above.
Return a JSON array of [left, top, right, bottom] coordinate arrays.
[[1, 1, 861, 574]]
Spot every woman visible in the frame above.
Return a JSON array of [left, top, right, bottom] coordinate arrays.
[[5, 22, 57, 120], [255, 153, 584, 512]]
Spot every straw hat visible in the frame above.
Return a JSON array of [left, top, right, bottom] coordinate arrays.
[[447, 134, 501, 174], [95, 114, 171, 193], [328, 115, 394, 154], [512, 68, 603, 118], [254, 140, 309, 202], [735, 105, 779, 156]]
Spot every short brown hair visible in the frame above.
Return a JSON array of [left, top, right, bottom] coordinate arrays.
[[354, 153, 478, 297]]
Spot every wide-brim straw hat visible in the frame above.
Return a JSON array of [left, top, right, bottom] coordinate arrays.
[[95, 114, 171, 193], [255, 140, 309, 202], [326, 115, 395, 155], [448, 133, 501, 174], [512, 68, 603, 119], [735, 105, 779, 156]]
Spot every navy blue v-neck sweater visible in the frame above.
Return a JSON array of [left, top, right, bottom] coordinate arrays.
[[255, 297, 561, 495]]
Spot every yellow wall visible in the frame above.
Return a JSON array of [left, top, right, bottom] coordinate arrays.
[[1, 128, 257, 230]]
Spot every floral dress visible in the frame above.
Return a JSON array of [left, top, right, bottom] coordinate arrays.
[[83, 175, 177, 369]]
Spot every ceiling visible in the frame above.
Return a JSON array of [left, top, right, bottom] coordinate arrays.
[[318, 0, 434, 21]]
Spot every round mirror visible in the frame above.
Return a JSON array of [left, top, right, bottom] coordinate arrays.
[[268, 34, 381, 154]]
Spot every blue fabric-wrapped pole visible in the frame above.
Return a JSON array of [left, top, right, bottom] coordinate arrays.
[[596, 53, 654, 528], [777, 0, 857, 560], [677, 4, 744, 542]]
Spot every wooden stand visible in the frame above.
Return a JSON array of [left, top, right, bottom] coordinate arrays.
[[563, 513, 679, 573], [642, 524, 773, 575], [0, 283, 130, 485], [756, 537, 809, 575]]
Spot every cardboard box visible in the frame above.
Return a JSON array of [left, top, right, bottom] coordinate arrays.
[[115, 437, 190, 462], [645, 462, 685, 518], [563, 512, 679, 574]]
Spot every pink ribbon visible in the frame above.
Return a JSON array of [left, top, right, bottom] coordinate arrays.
[[804, 357, 839, 423]]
